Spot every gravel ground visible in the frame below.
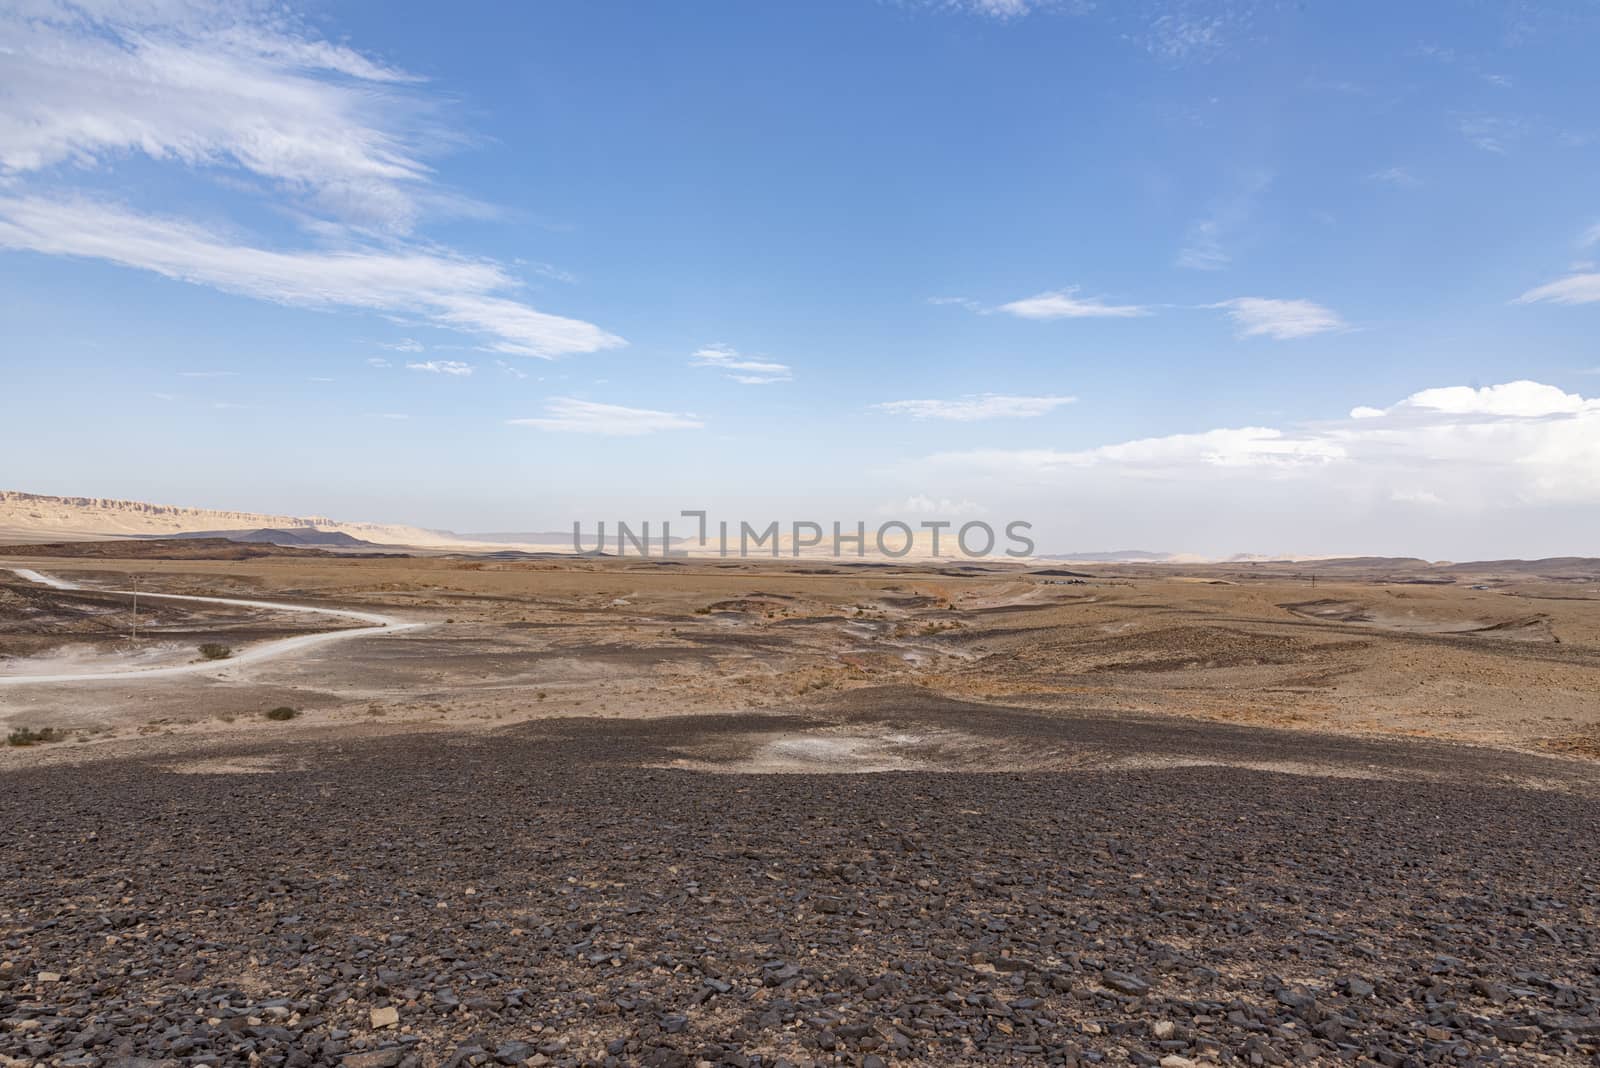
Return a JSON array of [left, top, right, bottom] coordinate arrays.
[[1, 697, 1597, 1068]]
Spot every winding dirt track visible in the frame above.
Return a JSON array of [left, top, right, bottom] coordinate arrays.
[[0, 568, 422, 686]]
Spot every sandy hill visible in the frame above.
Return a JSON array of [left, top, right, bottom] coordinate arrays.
[[0, 491, 467, 549]]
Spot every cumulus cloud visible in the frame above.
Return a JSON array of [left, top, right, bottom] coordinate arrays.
[[0, 195, 624, 358], [1212, 297, 1346, 339], [997, 288, 1149, 320], [508, 398, 705, 436], [922, 379, 1600, 506], [872, 394, 1077, 421], [406, 360, 472, 376], [690, 344, 792, 385]]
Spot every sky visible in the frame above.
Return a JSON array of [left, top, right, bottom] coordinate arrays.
[[2, 0, 1599, 559]]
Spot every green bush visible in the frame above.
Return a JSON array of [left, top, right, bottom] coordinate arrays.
[[264, 706, 299, 721], [198, 643, 233, 661]]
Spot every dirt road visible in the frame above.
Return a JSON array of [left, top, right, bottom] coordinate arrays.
[[0, 568, 423, 686]]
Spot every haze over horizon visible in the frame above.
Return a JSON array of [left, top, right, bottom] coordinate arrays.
[[4, 1, 1599, 559]]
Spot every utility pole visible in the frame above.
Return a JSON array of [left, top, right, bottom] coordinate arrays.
[[131, 575, 138, 643]]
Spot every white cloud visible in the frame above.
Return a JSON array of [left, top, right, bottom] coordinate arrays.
[[406, 359, 472, 376], [1457, 115, 1522, 154], [1212, 297, 1346, 339], [382, 338, 425, 352], [1368, 166, 1421, 188], [911, 0, 1085, 18], [0, 4, 624, 360], [177, 370, 238, 378], [1176, 221, 1230, 270], [0, 0, 436, 233], [369, 412, 408, 420], [872, 394, 1077, 421], [1582, 223, 1600, 248], [1176, 171, 1272, 271], [922, 379, 1600, 505], [934, 427, 1345, 479], [1516, 272, 1600, 306], [0, 195, 624, 358], [366, 357, 390, 368], [690, 344, 793, 385], [495, 359, 528, 379], [1392, 380, 1586, 418], [927, 296, 983, 312], [1145, 11, 1229, 63], [997, 288, 1149, 320], [508, 398, 704, 436], [881, 495, 985, 517]]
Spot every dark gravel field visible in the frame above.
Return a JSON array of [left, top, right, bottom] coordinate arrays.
[[2, 694, 1597, 1068]]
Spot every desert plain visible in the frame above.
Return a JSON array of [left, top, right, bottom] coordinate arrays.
[[1, 547, 1597, 1067]]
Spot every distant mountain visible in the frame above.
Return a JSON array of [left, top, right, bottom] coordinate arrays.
[[0, 537, 334, 560], [461, 530, 690, 546], [1035, 550, 1176, 562], [160, 527, 383, 548]]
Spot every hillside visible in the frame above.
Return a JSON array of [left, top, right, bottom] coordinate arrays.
[[0, 491, 465, 549]]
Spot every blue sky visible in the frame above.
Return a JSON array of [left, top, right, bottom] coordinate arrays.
[[3, 0, 1599, 557]]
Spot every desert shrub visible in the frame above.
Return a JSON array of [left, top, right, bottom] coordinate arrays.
[[7, 727, 63, 746], [264, 706, 299, 721], [198, 643, 233, 661]]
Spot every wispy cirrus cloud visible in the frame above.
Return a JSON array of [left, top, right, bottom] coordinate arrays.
[[0, 3, 622, 361], [1145, 10, 1230, 63], [0, 0, 442, 233], [996, 288, 1149, 320], [407, 360, 472, 376], [1516, 272, 1600, 306], [0, 195, 623, 358], [508, 398, 704, 436], [1176, 170, 1273, 271], [690, 344, 793, 385], [1457, 114, 1525, 154], [872, 394, 1077, 421], [905, 0, 1088, 19], [1368, 166, 1421, 188], [1211, 297, 1346, 339]]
